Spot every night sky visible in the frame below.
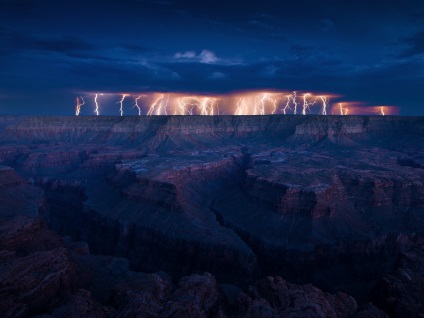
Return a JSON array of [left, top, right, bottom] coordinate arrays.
[[1, 0, 423, 115]]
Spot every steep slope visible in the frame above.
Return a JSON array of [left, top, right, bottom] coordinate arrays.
[[0, 115, 423, 314]]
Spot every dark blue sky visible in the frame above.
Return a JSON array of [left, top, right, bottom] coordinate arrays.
[[1, 0, 423, 115]]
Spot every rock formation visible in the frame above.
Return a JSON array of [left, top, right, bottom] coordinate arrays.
[[0, 115, 423, 317]]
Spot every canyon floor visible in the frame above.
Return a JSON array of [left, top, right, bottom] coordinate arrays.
[[0, 115, 423, 317]]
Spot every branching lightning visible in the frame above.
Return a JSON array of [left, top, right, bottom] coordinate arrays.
[[256, 94, 268, 115], [339, 103, 348, 115], [302, 93, 317, 115], [282, 96, 292, 114], [235, 97, 247, 115], [117, 94, 128, 116], [134, 96, 142, 116], [163, 94, 170, 115], [178, 97, 198, 115], [147, 94, 164, 116], [200, 97, 219, 115], [287, 91, 298, 115], [75, 91, 396, 116]]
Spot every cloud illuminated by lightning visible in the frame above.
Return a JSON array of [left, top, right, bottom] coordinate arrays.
[[76, 91, 398, 116], [75, 96, 85, 116], [339, 103, 348, 115]]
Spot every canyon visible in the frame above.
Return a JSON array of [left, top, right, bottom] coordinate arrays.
[[0, 115, 423, 317]]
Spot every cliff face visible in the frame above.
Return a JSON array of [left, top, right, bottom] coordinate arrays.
[[0, 115, 423, 144], [1, 115, 424, 317]]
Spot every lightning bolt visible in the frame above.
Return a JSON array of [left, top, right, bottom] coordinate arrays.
[[177, 97, 184, 115], [302, 93, 317, 115], [156, 96, 164, 115], [268, 95, 279, 114], [134, 96, 142, 116], [200, 97, 209, 115], [259, 94, 268, 115], [163, 94, 170, 115], [215, 99, 221, 115], [339, 103, 348, 115], [319, 96, 328, 115], [75, 96, 85, 116], [235, 97, 246, 115], [94, 94, 102, 116], [282, 96, 292, 114], [210, 98, 219, 115], [282, 91, 298, 114], [147, 94, 164, 116], [155, 94, 170, 115], [73, 91, 396, 116], [177, 96, 201, 115], [186, 97, 198, 115], [199, 97, 219, 115], [208, 98, 217, 115], [289, 91, 298, 114], [117, 94, 128, 116]]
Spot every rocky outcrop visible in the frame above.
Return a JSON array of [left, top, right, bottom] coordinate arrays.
[[33, 289, 112, 318], [111, 273, 367, 318], [0, 247, 77, 317], [0, 115, 423, 317], [372, 239, 424, 317], [1, 115, 422, 145], [237, 276, 358, 318], [0, 206, 391, 318]]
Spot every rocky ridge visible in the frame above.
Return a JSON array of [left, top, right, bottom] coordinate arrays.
[[1, 115, 423, 317]]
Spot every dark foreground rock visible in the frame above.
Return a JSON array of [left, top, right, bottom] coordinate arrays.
[[0, 171, 388, 317], [0, 115, 423, 317], [372, 238, 424, 318], [0, 210, 389, 318]]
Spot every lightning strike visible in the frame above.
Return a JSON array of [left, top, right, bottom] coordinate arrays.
[[117, 94, 128, 116], [75, 96, 85, 116], [163, 94, 170, 115], [282, 96, 292, 114], [253, 95, 265, 115], [200, 97, 219, 115], [155, 95, 165, 115], [259, 94, 268, 115], [288, 91, 298, 115], [147, 94, 164, 116], [320, 96, 328, 115], [94, 94, 101, 116], [211, 98, 220, 115], [282, 91, 299, 114], [302, 93, 317, 115], [74, 91, 398, 116], [268, 96, 279, 114], [181, 97, 199, 115], [200, 97, 209, 115], [235, 97, 247, 115], [339, 103, 348, 115], [134, 96, 142, 116]]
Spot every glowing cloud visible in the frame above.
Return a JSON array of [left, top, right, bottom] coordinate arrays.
[[75, 90, 399, 116], [75, 96, 85, 116]]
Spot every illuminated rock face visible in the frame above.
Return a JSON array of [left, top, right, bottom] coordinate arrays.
[[0, 115, 423, 317]]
